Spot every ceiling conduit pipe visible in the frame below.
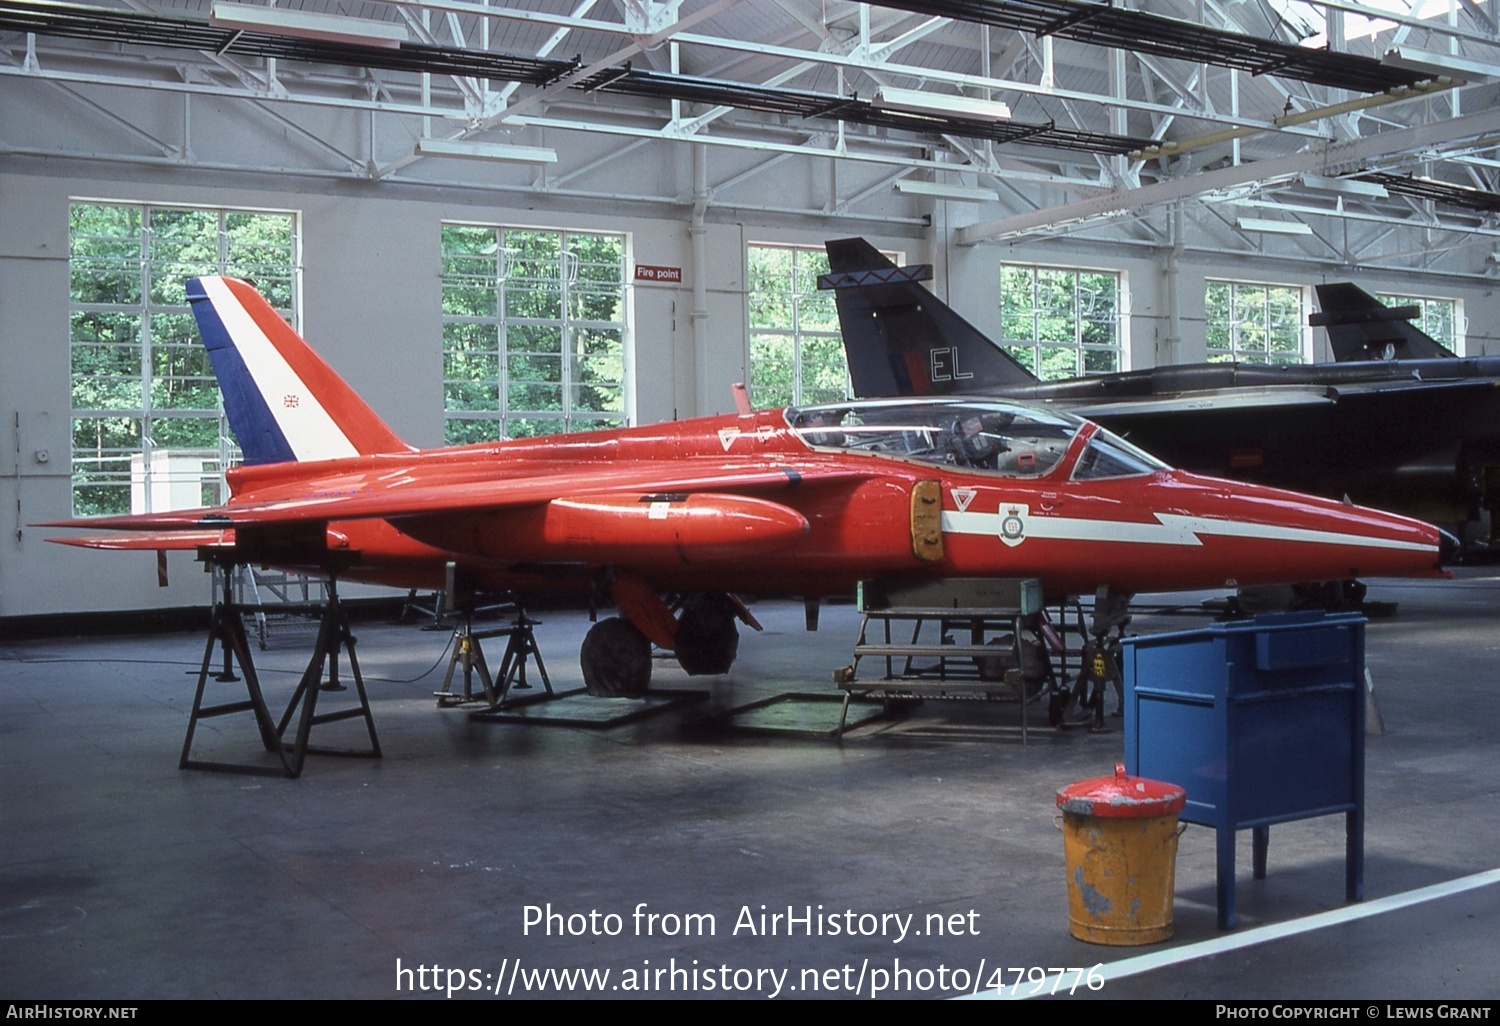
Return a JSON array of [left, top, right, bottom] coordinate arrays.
[[1128, 77, 1460, 163], [1162, 201, 1184, 366], [691, 142, 710, 417]]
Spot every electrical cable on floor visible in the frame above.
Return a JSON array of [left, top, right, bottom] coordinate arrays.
[[3, 632, 460, 686], [371, 632, 457, 685]]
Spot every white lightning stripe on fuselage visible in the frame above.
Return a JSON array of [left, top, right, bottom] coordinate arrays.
[[200, 276, 359, 463], [941, 510, 1435, 553]]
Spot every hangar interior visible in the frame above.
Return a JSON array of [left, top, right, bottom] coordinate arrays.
[[7, 0, 1500, 617], [4, 0, 1500, 1003]]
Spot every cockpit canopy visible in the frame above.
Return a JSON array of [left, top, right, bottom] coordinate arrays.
[[786, 399, 1170, 480]]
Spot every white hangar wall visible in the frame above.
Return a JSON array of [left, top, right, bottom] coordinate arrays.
[[4, 164, 1499, 617]]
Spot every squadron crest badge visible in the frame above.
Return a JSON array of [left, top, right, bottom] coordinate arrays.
[[999, 504, 1027, 547]]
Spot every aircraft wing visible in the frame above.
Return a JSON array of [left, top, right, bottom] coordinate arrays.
[[42, 460, 865, 534], [1071, 386, 1336, 418], [1070, 375, 1495, 419], [47, 531, 232, 551], [1320, 376, 1497, 398]]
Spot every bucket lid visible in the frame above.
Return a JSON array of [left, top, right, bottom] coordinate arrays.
[[1056, 763, 1186, 818]]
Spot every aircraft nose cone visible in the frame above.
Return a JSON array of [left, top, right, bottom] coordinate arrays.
[[1438, 528, 1462, 566]]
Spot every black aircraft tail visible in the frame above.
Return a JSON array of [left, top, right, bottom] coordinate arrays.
[[823, 238, 1038, 397], [1313, 283, 1455, 361]]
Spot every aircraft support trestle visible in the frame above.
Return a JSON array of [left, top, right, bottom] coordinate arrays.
[[180, 555, 382, 778], [434, 604, 554, 710]]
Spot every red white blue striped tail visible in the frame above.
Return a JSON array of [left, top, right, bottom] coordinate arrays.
[[187, 276, 412, 464]]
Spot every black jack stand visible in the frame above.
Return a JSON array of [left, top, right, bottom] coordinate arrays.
[[181, 563, 381, 778], [1050, 587, 1131, 733], [435, 607, 553, 710]]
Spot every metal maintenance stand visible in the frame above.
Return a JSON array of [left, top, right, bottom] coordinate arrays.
[[434, 604, 553, 709], [833, 577, 1048, 741], [181, 552, 381, 778]]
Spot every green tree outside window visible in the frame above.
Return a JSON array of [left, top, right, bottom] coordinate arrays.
[[747, 243, 850, 408], [69, 202, 297, 515], [1375, 293, 1461, 355], [1205, 280, 1306, 364], [441, 226, 628, 442], [1000, 266, 1122, 380]]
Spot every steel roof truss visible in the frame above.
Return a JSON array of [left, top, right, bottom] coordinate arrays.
[[856, 0, 1423, 93]]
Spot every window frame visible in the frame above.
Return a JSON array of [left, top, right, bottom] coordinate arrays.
[[440, 223, 632, 443], [1374, 291, 1463, 356], [745, 241, 858, 409], [1204, 278, 1310, 365], [998, 264, 1126, 381], [68, 199, 300, 517]]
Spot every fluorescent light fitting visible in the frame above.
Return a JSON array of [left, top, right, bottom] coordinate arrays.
[[1300, 174, 1389, 199], [1236, 217, 1314, 235], [210, 2, 409, 48], [895, 179, 1000, 202], [414, 139, 559, 164], [1382, 46, 1500, 84], [877, 87, 1012, 122]]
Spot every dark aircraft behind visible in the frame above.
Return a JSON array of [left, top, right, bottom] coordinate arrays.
[[825, 238, 1500, 546]]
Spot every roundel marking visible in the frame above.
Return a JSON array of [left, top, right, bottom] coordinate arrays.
[[1000, 505, 1027, 547]]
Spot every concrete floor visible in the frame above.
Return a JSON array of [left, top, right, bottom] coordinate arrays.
[[2, 572, 1498, 1001]]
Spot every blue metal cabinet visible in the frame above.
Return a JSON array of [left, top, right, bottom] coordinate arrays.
[[1120, 612, 1366, 929]]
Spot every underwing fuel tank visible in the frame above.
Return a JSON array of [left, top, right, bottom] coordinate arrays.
[[400, 492, 810, 565]]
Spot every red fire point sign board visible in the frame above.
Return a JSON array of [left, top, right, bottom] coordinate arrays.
[[634, 264, 683, 283]]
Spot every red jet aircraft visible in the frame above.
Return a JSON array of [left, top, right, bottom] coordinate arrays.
[[50, 276, 1452, 696]]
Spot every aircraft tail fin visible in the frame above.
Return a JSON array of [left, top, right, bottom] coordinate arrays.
[[1312, 283, 1455, 361], [823, 238, 1038, 397], [187, 276, 414, 465]]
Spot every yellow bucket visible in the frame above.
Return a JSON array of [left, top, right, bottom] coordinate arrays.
[[1057, 763, 1186, 946]]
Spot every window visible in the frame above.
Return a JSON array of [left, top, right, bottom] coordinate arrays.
[[747, 243, 850, 408], [999, 266, 1122, 380], [69, 202, 298, 516], [441, 225, 629, 443], [1072, 432, 1168, 480], [1376, 292, 1461, 354], [1205, 280, 1306, 364]]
